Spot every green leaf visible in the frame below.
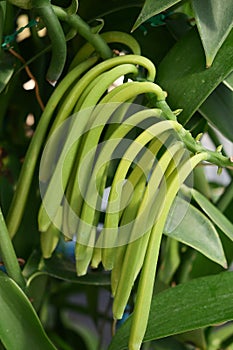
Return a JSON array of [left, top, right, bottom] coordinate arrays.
[[192, 0, 233, 67], [199, 83, 233, 142], [23, 250, 111, 286], [42, 254, 111, 285], [109, 271, 233, 349], [131, 0, 182, 31], [26, 272, 48, 311], [164, 195, 227, 268], [157, 27, 233, 125], [223, 71, 233, 91], [0, 2, 6, 45], [0, 271, 57, 350], [143, 337, 187, 350], [0, 52, 15, 93], [191, 188, 233, 242]]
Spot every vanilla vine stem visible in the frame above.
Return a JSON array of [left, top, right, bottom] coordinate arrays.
[[177, 126, 233, 169], [6, 0, 112, 67], [155, 100, 233, 170], [52, 5, 113, 60]]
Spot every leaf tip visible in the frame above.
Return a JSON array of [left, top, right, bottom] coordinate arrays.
[[131, 22, 139, 33], [131, 13, 148, 32], [47, 79, 57, 87], [206, 56, 214, 69], [221, 258, 228, 269]]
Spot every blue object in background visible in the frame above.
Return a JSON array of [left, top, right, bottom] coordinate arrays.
[[0, 264, 7, 273], [55, 239, 76, 262], [116, 304, 131, 329], [139, 12, 174, 35]]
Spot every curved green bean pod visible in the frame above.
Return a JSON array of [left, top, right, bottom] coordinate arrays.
[[74, 109, 163, 275], [32, 0, 67, 85], [69, 31, 141, 69], [6, 57, 97, 238], [129, 152, 208, 350]]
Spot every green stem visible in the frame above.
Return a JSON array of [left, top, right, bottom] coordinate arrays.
[[151, 95, 233, 170], [52, 6, 113, 60], [177, 126, 233, 169], [0, 206, 25, 289], [156, 100, 177, 121]]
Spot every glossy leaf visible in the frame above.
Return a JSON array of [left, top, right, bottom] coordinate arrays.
[[157, 27, 233, 125], [199, 83, 233, 142], [164, 196, 227, 268], [191, 188, 233, 242], [192, 0, 233, 67], [23, 250, 111, 286], [42, 254, 111, 285], [109, 271, 233, 349], [0, 271, 57, 350], [131, 0, 182, 31]]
